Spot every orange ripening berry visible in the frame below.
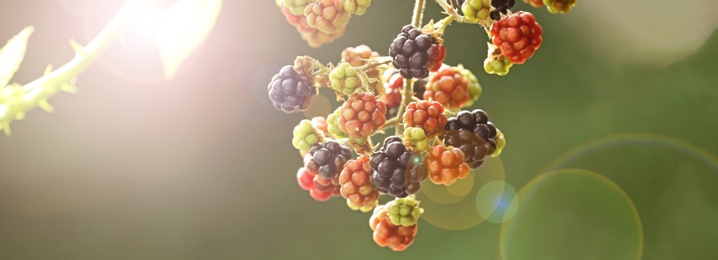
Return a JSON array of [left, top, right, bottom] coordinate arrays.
[[425, 145, 471, 185]]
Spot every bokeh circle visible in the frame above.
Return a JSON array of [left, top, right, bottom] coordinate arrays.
[[500, 169, 643, 260]]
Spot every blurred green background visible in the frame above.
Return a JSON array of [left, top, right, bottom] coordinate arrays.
[[1, 0, 717, 259]]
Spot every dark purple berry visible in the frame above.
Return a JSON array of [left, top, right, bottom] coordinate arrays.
[[306, 140, 352, 179], [371, 136, 427, 198], [268, 65, 317, 113]]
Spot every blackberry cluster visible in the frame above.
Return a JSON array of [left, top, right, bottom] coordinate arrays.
[[490, 0, 516, 20], [370, 136, 427, 198], [305, 140, 353, 179], [389, 25, 446, 79], [268, 65, 317, 113], [441, 109, 498, 168]]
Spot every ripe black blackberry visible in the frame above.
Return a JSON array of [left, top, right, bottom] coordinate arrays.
[[389, 25, 446, 79], [441, 109, 499, 168], [268, 65, 317, 113], [370, 136, 427, 198], [490, 0, 515, 20], [305, 140, 352, 179]]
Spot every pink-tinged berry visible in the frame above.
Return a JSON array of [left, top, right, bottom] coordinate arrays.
[[336, 93, 387, 140], [424, 65, 470, 109], [370, 204, 419, 251], [490, 11, 542, 65], [304, 0, 351, 34], [339, 156, 379, 212], [298, 27, 345, 48], [297, 167, 315, 191]]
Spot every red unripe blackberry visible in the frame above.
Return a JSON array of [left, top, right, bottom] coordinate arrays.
[[441, 109, 500, 168], [339, 156, 379, 211], [490, 11, 543, 64], [268, 65, 317, 113], [384, 73, 403, 107], [313, 174, 341, 199], [402, 100, 448, 137], [424, 64, 470, 109], [425, 145, 471, 185], [305, 140, 352, 179], [389, 25, 446, 79], [297, 167, 316, 191], [336, 93, 387, 140], [370, 204, 418, 251], [370, 136, 428, 198], [299, 27, 345, 48]]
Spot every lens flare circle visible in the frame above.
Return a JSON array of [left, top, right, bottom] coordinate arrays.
[[500, 169, 643, 260], [418, 157, 507, 230], [475, 181, 519, 224]]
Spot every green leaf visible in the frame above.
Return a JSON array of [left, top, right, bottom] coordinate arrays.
[[156, 0, 222, 80], [0, 26, 34, 88]]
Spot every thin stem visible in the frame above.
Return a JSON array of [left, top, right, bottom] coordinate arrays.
[[1, 0, 146, 134], [412, 0, 426, 28], [394, 77, 413, 136]]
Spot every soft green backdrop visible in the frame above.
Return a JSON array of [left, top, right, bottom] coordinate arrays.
[[0, 0, 717, 259]]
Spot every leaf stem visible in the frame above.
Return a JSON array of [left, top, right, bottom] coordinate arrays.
[[0, 0, 145, 135]]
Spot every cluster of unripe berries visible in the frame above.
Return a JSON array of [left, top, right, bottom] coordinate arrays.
[[271, 0, 575, 252]]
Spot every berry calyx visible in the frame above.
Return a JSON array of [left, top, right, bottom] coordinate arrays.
[[544, 0, 576, 14], [424, 64, 471, 109], [371, 136, 428, 198], [403, 127, 430, 153], [489, 11, 543, 65], [403, 100, 448, 138], [386, 197, 423, 227], [343, 0, 372, 15], [304, 0, 351, 34], [268, 65, 317, 113], [341, 45, 382, 90], [425, 145, 471, 185], [370, 204, 419, 251], [484, 43, 513, 76], [292, 119, 324, 152], [330, 62, 366, 96], [339, 156, 379, 212], [336, 93, 387, 140], [305, 140, 353, 179], [389, 25, 446, 79]]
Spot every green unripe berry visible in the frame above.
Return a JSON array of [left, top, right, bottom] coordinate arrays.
[[330, 62, 365, 96], [463, 0, 491, 22], [403, 127, 430, 152], [386, 197, 423, 227], [292, 119, 322, 151]]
